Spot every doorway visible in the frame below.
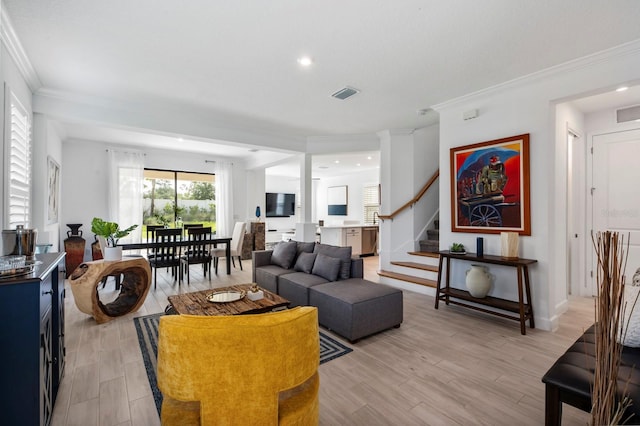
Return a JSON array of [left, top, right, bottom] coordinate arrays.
[[590, 129, 640, 292], [567, 130, 589, 296]]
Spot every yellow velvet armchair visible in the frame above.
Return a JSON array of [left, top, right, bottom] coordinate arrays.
[[157, 306, 320, 425]]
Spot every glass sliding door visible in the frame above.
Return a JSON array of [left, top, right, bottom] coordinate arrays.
[[143, 169, 216, 235], [176, 172, 216, 232]]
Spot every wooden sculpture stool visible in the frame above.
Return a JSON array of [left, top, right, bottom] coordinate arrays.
[[69, 257, 152, 324]]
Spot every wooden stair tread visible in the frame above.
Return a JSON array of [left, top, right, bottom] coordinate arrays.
[[377, 270, 437, 288], [390, 261, 438, 273], [408, 251, 440, 259]]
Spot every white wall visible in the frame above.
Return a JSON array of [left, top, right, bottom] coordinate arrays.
[[434, 45, 640, 331], [264, 175, 300, 231], [61, 139, 247, 260], [32, 116, 63, 251], [315, 168, 379, 226], [412, 124, 440, 240]]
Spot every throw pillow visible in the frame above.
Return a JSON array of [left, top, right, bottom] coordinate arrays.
[[313, 243, 352, 280], [291, 240, 316, 257], [619, 267, 640, 347], [270, 241, 298, 269], [294, 252, 317, 274], [311, 253, 342, 282]]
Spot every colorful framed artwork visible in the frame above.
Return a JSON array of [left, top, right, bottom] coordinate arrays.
[[450, 133, 530, 235]]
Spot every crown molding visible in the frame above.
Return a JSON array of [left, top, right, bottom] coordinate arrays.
[[432, 38, 640, 111], [1, 5, 41, 92]]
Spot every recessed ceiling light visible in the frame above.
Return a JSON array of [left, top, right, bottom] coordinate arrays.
[[367, 156, 372, 160], [297, 56, 313, 67], [334, 160, 340, 164], [616, 86, 629, 92], [356, 163, 361, 167]]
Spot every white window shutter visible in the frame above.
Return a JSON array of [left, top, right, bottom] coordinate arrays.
[[363, 184, 380, 225], [6, 91, 32, 228]]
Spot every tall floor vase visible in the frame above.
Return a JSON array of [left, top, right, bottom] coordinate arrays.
[[64, 224, 86, 278]]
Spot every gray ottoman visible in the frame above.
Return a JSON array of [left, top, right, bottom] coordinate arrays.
[[309, 279, 403, 342]]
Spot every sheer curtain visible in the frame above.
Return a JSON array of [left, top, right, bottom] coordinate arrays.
[[107, 149, 144, 243], [215, 161, 234, 237]]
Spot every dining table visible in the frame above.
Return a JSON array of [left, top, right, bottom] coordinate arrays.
[[119, 236, 233, 274]]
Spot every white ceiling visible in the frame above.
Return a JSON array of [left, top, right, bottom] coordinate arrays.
[[4, 0, 640, 171], [267, 151, 380, 179], [569, 85, 640, 114]]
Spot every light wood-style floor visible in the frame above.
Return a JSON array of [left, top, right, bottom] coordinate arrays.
[[52, 256, 594, 426]]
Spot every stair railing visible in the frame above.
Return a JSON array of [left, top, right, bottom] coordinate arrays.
[[378, 170, 439, 221]]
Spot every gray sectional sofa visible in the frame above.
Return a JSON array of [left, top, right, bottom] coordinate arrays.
[[252, 240, 403, 342]]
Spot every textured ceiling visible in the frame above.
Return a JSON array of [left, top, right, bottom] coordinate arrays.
[[4, 0, 640, 163]]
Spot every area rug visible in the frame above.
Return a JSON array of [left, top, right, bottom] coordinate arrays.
[[134, 312, 353, 415]]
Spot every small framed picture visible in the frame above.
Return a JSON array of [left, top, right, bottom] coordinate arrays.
[[47, 156, 60, 224]]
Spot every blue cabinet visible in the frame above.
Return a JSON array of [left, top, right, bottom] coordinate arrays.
[[0, 253, 65, 426]]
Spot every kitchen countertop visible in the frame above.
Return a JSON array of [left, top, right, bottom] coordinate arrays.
[[320, 225, 379, 229]]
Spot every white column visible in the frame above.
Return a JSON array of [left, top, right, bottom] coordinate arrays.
[[299, 154, 312, 222], [295, 153, 316, 242]]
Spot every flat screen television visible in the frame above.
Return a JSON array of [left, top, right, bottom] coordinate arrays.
[[265, 192, 296, 217]]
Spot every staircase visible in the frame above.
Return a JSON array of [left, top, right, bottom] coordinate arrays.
[[419, 219, 439, 254], [377, 221, 440, 289]]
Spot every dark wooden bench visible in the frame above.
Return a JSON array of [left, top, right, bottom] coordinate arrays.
[[541, 324, 640, 425]]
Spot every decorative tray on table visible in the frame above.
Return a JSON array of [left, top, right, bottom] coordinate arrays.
[[206, 290, 247, 303], [0, 256, 41, 279]]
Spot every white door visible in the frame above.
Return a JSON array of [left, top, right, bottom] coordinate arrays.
[[591, 129, 640, 293]]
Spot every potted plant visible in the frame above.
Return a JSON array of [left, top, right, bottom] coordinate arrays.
[[91, 217, 138, 261], [450, 242, 465, 254]]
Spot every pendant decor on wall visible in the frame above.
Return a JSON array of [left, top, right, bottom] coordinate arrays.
[[64, 224, 86, 278]]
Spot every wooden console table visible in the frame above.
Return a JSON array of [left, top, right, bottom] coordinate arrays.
[[434, 250, 537, 335]]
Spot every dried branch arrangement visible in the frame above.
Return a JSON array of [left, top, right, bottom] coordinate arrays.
[[591, 231, 630, 425]]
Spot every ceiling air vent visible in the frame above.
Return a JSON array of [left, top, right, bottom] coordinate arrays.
[[616, 105, 640, 123], [331, 86, 360, 100]]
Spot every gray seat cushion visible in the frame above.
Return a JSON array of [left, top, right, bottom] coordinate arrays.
[[254, 264, 292, 294], [278, 272, 329, 307]]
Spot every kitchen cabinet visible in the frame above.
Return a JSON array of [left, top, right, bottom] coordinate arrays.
[[345, 228, 362, 256], [0, 252, 66, 426], [320, 226, 378, 256]]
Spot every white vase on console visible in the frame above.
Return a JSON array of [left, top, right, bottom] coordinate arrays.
[[465, 264, 492, 298]]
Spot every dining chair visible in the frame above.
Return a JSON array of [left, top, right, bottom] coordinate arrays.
[[149, 228, 182, 289], [212, 222, 246, 274], [145, 225, 165, 262], [180, 226, 213, 284], [182, 223, 203, 238]]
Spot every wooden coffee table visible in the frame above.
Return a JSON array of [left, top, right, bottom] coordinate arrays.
[[166, 284, 289, 316]]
